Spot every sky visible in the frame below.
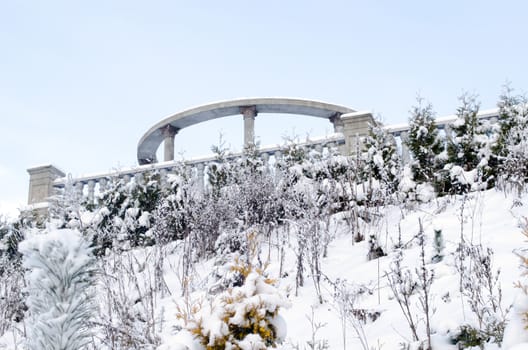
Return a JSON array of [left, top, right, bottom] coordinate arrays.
[[1, 1, 528, 217]]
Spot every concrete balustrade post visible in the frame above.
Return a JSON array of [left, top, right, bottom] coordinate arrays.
[[196, 163, 205, 192], [99, 178, 107, 192], [87, 180, 95, 204], [75, 182, 84, 199], [160, 169, 168, 190], [400, 131, 411, 165]]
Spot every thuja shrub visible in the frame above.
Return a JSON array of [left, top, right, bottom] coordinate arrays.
[[181, 232, 290, 349]]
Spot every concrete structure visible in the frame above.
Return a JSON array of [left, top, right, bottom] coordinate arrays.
[[25, 97, 502, 209], [27, 165, 65, 204], [340, 111, 375, 154], [137, 97, 357, 165]]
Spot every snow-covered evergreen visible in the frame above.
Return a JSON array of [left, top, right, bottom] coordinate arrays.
[[19, 229, 96, 350], [405, 98, 444, 185], [444, 94, 494, 194]]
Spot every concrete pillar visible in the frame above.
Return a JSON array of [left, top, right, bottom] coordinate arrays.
[[196, 163, 205, 193], [160, 168, 168, 190], [400, 131, 411, 164], [240, 106, 257, 147], [27, 165, 66, 205], [75, 182, 84, 199], [161, 125, 179, 162], [329, 113, 344, 133], [340, 111, 375, 156], [99, 178, 107, 192], [87, 180, 95, 204]]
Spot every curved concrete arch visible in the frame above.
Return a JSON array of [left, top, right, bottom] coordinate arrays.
[[137, 97, 356, 164]]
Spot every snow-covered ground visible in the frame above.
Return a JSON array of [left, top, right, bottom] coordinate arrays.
[[1, 189, 527, 349], [152, 190, 527, 349]]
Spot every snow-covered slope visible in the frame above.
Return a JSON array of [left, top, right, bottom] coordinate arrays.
[[1, 189, 527, 350], [153, 190, 527, 349]]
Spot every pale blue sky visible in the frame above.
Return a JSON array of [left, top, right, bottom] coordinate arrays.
[[1, 1, 527, 216]]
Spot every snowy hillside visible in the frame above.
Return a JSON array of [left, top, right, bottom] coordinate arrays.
[[1, 90, 527, 349], [152, 190, 527, 350], [4, 189, 526, 349]]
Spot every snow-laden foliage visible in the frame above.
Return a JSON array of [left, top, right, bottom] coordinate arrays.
[[20, 229, 96, 350], [493, 86, 528, 193], [405, 98, 444, 185], [180, 233, 290, 350], [0, 217, 26, 336], [362, 120, 401, 198], [96, 246, 163, 349], [444, 94, 495, 194]]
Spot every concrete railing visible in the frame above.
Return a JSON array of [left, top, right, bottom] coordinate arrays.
[[27, 135, 346, 207], [26, 107, 500, 209]]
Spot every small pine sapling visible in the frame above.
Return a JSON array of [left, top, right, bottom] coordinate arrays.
[[431, 229, 444, 263], [406, 97, 444, 185], [20, 229, 96, 350]]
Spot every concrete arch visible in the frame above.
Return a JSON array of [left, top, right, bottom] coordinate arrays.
[[137, 97, 356, 164]]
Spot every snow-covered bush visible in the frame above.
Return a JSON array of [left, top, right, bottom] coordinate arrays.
[[493, 86, 528, 194], [504, 218, 528, 348], [362, 120, 401, 198], [443, 94, 494, 194], [92, 171, 164, 252], [19, 229, 96, 350], [385, 222, 434, 350], [405, 98, 444, 186], [454, 241, 507, 347], [179, 232, 290, 349], [97, 248, 162, 349]]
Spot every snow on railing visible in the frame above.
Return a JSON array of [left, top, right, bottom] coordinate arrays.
[[53, 134, 346, 204]]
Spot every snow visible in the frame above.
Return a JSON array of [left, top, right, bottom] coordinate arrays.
[[145, 189, 527, 349], [3, 186, 528, 349]]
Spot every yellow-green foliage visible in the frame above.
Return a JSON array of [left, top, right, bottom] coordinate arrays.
[[179, 231, 290, 349]]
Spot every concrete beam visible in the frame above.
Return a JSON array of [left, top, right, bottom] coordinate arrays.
[[137, 97, 356, 164]]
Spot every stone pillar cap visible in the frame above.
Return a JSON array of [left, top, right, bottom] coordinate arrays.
[[27, 164, 66, 177], [341, 110, 373, 120]]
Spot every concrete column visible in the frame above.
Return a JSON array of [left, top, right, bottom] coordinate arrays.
[[196, 163, 205, 192], [99, 178, 107, 192], [329, 113, 344, 133], [240, 106, 257, 147], [340, 111, 375, 156], [161, 125, 179, 162], [400, 131, 411, 165], [27, 165, 66, 204], [160, 168, 168, 190], [75, 182, 84, 199], [87, 180, 95, 204]]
